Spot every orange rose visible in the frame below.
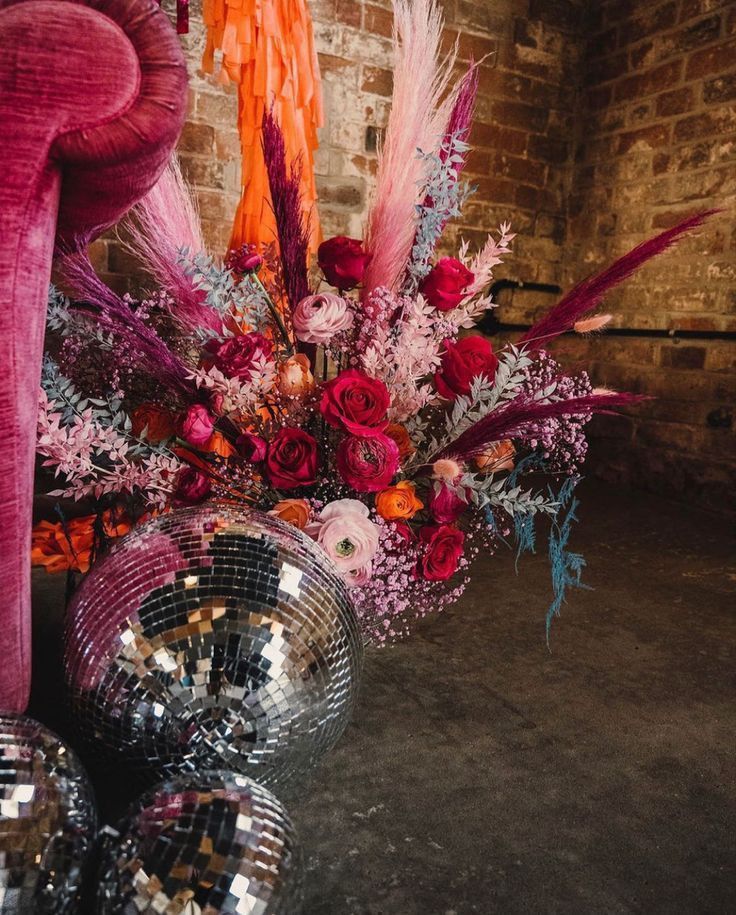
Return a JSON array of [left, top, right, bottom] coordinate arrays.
[[475, 440, 515, 474], [131, 404, 176, 444], [269, 498, 311, 529], [385, 423, 415, 460], [202, 431, 236, 458], [278, 354, 315, 396], [375, 481, 423, 521]]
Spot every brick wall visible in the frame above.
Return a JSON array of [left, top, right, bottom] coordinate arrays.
[[561, 0, 736, 514], [97, 0, 734, 513]]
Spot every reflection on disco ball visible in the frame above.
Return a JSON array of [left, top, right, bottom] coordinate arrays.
[[0, 714, 96, 913], [94, 771, 301, 914], [65, 504, 363, 788]]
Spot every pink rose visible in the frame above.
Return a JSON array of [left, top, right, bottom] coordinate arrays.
[[336, 433, 400, 492], [236, 432, 267, 463], [317, 236, 371, 291], [266, 428, 319, 489], [292, 293, 353, 345], [212, 333, 273, 381], [180, 404, 215, 446], [320, 369, 390, 436], [174, 467, 211, 505], [307, 498, 379, 575], [427, 482, 468, 523], [419, 257, 474, 312], [418, 524, 465, 581]]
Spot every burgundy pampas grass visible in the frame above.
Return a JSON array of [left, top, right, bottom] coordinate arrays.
[[443, 62, 478, 159], [57, 253, 195, 397], [520, 209, 718, 350], [261, 108, 311, 313], [436, 391, 648, 462]]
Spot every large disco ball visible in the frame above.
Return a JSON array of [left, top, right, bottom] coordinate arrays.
[[0, 714, 96, 913], [65, 504, 363, 788], [94, 771, 301, 914]]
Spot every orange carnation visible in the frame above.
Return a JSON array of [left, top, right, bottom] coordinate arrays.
[[385, 423, 415, 460], [269, 498, 311, 530], [131, 404, 176, 444], [375, 481, 423, 521], [278, 353, 315, 396], [475, 440, 515, 474]]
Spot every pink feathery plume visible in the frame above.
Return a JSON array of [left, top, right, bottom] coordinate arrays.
[[520, 209, 718, 350], [443, 62, 478, 158], [262, 108, 311, 312], [121, 157, 223, 334], [436, 391, 648, 462], [362, 0, 458, 296], [57, 252, 196, 397]]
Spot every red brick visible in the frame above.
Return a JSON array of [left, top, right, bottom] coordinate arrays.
[[495, 153, 546, 187], [618, 2, 678, 45], [469, 122, 528, 155], [685, 38, 736, 78], [179, 121, 215, 155], [617, 123, 671, 154], [672, 14, 722, 50], [335, 0, 361, 28], [527, 133, 569, 164], [493, 99, 549, 133], [655, 87, 694, 116], [585, 52, 629, 84], [363, 3, 392, 37], [674, 107, 736, 141], [528, 0, 582, 32], [703, 72, 736, 102], [680, 0, 732, 23], [659, 345, 707, 369], [361, 66, 392, 96], [613, 60, 683, 103]]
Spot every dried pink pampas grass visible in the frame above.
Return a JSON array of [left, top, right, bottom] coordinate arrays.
[[574, 314, 612, 334], [362, 0, 458, 297]]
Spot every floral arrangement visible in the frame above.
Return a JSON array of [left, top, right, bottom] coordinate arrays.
[[35, 0, 712, 643]]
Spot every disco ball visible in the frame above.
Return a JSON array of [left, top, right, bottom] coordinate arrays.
[[94, 771, 301, 914], [0, 714, 96, 913], [65, 504, 363, 788]]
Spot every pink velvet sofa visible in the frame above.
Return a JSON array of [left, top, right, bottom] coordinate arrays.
[[0, 0, 187, 711]]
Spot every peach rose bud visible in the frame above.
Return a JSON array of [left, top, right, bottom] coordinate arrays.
[[475, 440, 515, 474], [278, 353, 315, 396]]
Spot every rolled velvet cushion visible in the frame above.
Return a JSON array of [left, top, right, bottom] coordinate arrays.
[[0, 0, 187, 711]]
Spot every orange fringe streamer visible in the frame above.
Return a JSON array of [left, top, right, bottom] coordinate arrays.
[[202, 0, 323, 256]]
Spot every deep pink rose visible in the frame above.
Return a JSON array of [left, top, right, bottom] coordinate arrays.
[[212, 333, 273, 381], [336, 433, 400, 493], [418, 524, 465, 581], [226, 243, 263, 275], [236, 432, 267, 463], [428, 482, 468, 523], [266, 428, 319, 489], [320, 369, 390, 436], [435, 336, 499, 400], [174, 467, 211, 505], [180, 404, 215, 446], [419, 257, 474, 312], [318, 236, 371, 290], [393, 521, 416, 543]]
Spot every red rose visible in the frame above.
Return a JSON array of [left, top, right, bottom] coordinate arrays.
[[393, 521, 416, 543], [266, 428, 319, 489], [320, 369, 390, 436], [180, 404, 215, 446], [419, 257, 474, 312], [318, 236, 371, 290], [212, 333, 273, 381], [336, 433, 400, 493], [435, 336, 499, 400], [428, 482, 467, 523], [226, 243, 263, 275], [174, 467, 211, 505], [418, 524, 465, 581], [236, 432, 267, 463]]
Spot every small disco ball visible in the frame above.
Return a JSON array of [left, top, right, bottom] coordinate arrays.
[[94, 771, 301, 914], [0, 714, 96, 913], [65, 504, 363, 788]]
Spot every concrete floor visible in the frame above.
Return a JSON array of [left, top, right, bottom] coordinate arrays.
[[29, 481, 735, 913]]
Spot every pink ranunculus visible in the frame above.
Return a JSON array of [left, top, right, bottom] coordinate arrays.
[[435, 335, 499, 400], [336, 433, 400, 493], [419, 257, 474, 312], [320, 369, 390, 436], [212, 333, 273, 381], [427, 482, 468, 523], [307, 499, 379, 574], [236, 431, 267, 463], [292, 293, 353, 345], [174, 467, 211, 505], [266, 428, 319, 489], [317, 236, 371, 291], [418, 523, 465, 581], [180, 404, 215, 446], [344, 563, 373, 588]]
